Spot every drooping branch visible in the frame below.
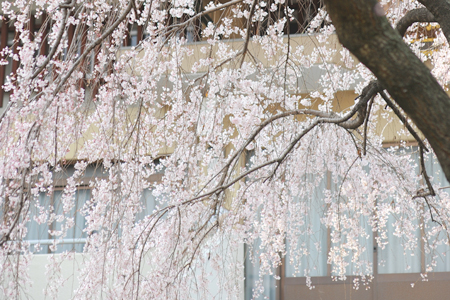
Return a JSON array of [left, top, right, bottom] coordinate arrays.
[[53, 0, 133, 97], [378, 91, 429, 152], [31, 0, 75, 79], [163, 0, 244, 34], [240, 0, 258, 67], [221, 81, 377, 183], [267, 83, 377, 177], [17, 1, 135, 144], [203, 81, 379, 191], [419, 145, 436, 197], [362, 95, 374, 155], [379, 91, 438, 198], [413, 146, 440, 226], [188, 97, 374, 206]]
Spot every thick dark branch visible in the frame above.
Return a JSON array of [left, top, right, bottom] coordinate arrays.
[[355, 8, 435, 156], [324, 0, 450, 183], [264, 89, 377, 179], [418, 0, 450, 44], [192, 92, 375, 202], [395, 7, 436, 37], [59, 0, 76, 9], [339, 81, 380, 130], [338, 7, 435, 136]]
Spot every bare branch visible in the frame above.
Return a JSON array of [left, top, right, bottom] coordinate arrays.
[[414, 146, 440, 226], [31, 7, 70, 80], [163, 0, 244, 34], [417, 0, 450, 44], [52, 1, 133, 96], [363, 96, 374, 155], [395, 7, 436, 38], [0, 102, 12, 126], [59, 0, 76, 9], [339, 81, 380, 130], [240, 0, 257, 67], [422, 196, 443, 226], [379, 90, 429, 152], [419, 145, 436, 197], [324, 0, 450, 183]]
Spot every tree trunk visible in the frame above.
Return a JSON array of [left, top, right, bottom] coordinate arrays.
[[323, 0, 450, 183]]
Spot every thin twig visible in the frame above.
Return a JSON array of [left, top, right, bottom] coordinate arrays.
[[163, 0, 244, 34], [363, 95, 374, 155], [194, 90, 377, 199], [52, 1, 133, 97], [337, 156, 359, 204], [31, 5, 71, 79], [423, 196, 442, 226], [240, 0, 258, 67], [379, 90, 429, 152], [419, 145, 436, 196], [218, 81, 378, 187]]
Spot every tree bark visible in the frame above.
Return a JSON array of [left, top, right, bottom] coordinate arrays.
[[395, 8, 435, 37], [323, 0, 450, 183], [418, 0, 450, 44]]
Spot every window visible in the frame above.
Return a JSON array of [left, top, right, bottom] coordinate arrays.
[[244, 146, 450, 300], [26, 188, 90, 254], [24, 164, 100, 254], [0, 16, 17, 108], [24, 163, 163, 254]]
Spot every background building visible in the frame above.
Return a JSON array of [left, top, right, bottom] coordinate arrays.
[[2, 1, 450, 299]]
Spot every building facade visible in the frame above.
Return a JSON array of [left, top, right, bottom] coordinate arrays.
[[2, 1, 450, 299]]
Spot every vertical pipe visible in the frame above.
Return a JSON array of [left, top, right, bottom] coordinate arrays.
[[11, 29, 20, 79], [91, 45, 100, 99], [326, 170, 332, 276], [0, 17, 9, 107], [29, 14, 35, 41], [67, 24, 75, 53], [39, 12, 48, 56], [278, 253, 285, 300], [78, 26, 87, 90], [123, 24, 130, 46], [137, 25, 143, 43], [372, 230, 378, 300]]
